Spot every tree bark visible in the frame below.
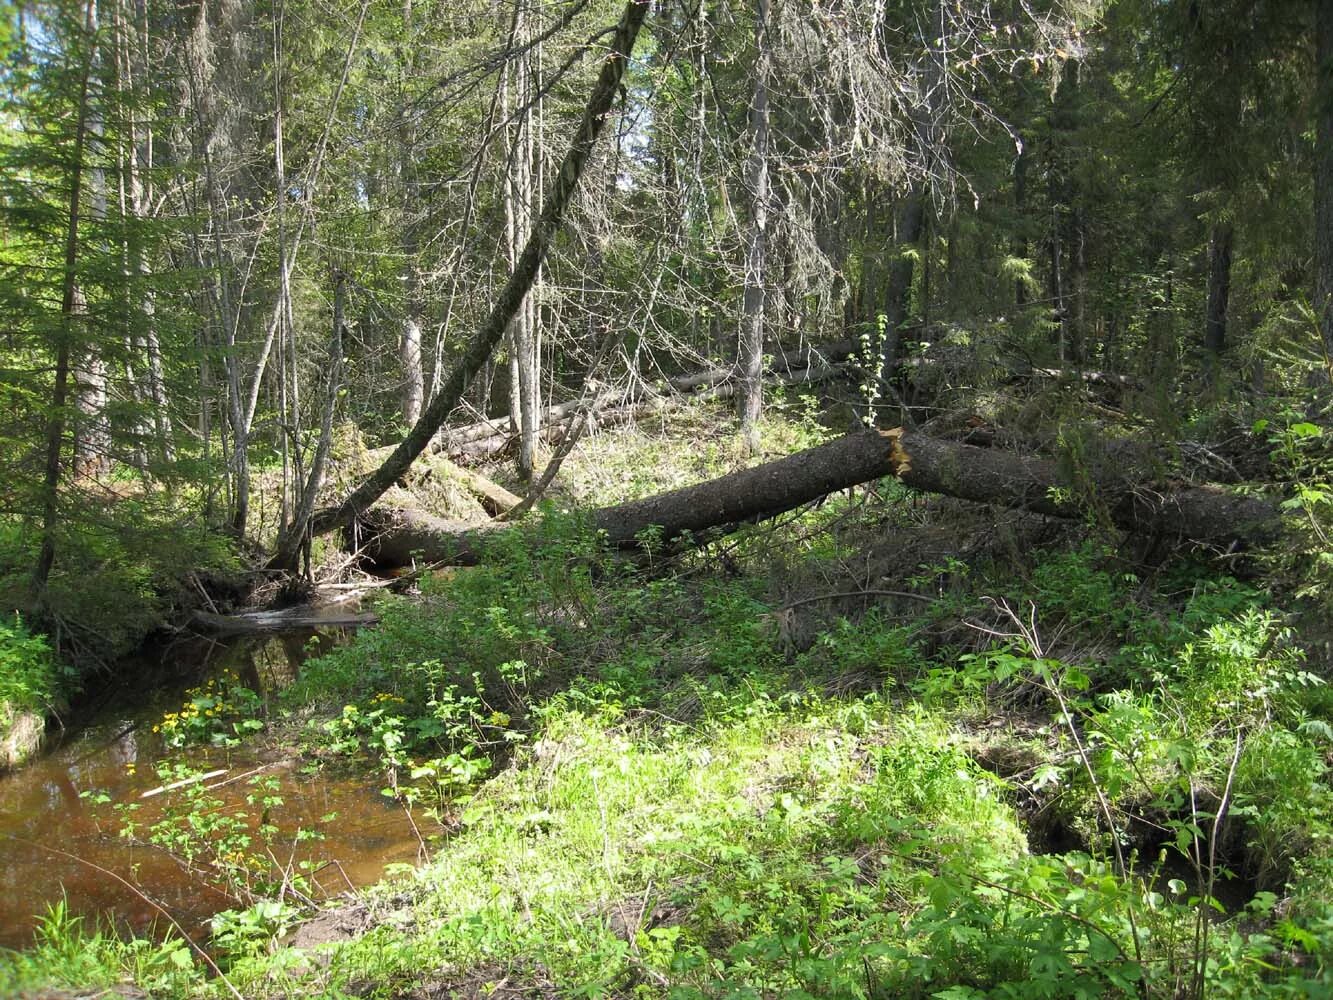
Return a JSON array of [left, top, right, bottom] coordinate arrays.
[[737, 0, 770, 455], [402, 317, 424, 425], [1050, 203, 1066, 364], [1071, 205, 1087, 365], [881, 193, 924, 376], [308, 0, 650, 538], [270, 272, 346, 573], [1013, 134, 1028, 309], [124, 0, 174, 464], [1204, 222, 1234, 363], [513, 0, 542, 480], [399, 0, 424, 427], [73, 349, 109, 479], [33, 0, 98, 597], [75, 23, 110, 481], [1317, 0, 1333, 374], [356, 429, 1282, 568]]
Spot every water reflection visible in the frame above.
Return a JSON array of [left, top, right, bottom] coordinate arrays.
[[0, 625, 420, 949]]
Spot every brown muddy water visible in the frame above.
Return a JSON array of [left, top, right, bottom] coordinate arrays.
[[0, 623, 423, 950]]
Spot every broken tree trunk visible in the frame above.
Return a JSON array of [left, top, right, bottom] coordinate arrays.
[[309, 0, 650, 539], [353, 429, 1283, 568]]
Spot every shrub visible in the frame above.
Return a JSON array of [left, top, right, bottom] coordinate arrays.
[[0, 612, 60, 716]]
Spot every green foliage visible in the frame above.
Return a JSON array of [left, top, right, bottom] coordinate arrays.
[[0, 900, 197, 996], [797, 611, 922, 681], [315, 695, 495, 820], [0, 611, 60, 715], [1028, 542, 1139, 634], [211, 683, 1331, 999], [15, 520, 1333, 1000], [209, 899, 303, 962], [0, 509, 240, 672], [105, 760, 328, 957], [1252, 410, 1333, 606], [154, 670, 265, 748]]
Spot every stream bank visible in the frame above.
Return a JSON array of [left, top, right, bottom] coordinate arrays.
[[0, 616, 422, 951]]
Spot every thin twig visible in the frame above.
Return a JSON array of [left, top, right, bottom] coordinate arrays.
[[1194, 726, 1245, 999], [202, 761, 285, 793], [140, 768, 228, 800], [982, 598, 1151, 999]]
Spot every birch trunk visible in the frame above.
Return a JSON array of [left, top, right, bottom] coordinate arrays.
[[398, 0, 424, 426]]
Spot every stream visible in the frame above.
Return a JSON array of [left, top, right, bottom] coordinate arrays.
[[0, 620, 422, 951]]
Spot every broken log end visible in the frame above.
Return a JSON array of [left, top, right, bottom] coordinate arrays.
[[878, 426, 912, 476]]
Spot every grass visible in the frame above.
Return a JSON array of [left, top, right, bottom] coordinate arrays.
[[0, 898, 198, 998], [476, 391, 838, 509], [6, 404, 1333, 998], [223, 697, 1041, 999]]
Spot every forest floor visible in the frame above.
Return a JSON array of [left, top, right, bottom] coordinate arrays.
[[4, 391, 1333, 999]]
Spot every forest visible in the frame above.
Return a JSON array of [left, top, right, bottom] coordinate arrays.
[[3, 0, 1333, 995]]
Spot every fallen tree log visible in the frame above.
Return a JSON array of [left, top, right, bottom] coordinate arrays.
[[353, 428, 1283, 568], [308, 0, 649, 538], [441, 462, 521, 515], [190, 607, 379, 634]]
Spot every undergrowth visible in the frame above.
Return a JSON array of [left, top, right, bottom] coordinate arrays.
[[6, 440, 1333, 997], [0, 612, 62, 717], [0, 501, 241, 677]]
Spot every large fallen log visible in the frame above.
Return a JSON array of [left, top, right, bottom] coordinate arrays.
[[353, 429, 1283, 568], [190, 607, 379, 635]]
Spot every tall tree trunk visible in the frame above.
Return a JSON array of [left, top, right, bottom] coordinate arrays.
[[737, 0, 770, 455], [401, 318, 423, 424], [1317, 0, 1333, 374], [113, 0, 149, 472], [75, 26, 110, 481], [1070, 206, 1087, 366], [880, 0, 943, 383], [1204, 222, 1234, 365], [1149, 259, 1176, 385], [34, 0, 98, 597], [125, 0, 173, 463], [73, 353, 109, 478], [271, 272, 345, 573], [309, 0, 650, 538], [272, 0, 295, 531], [1013, 134, 1028, 308], [184, 0, 250, 536], [880, 192, 924, 376], [501, 57, 523, 438], [1050, 204, 1066, 364], [398, 0, 424, 426], [513, 2, 540, 480]]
